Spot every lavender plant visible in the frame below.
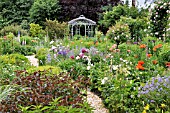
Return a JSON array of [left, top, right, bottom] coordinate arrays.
[[138, 75, 170, 112]]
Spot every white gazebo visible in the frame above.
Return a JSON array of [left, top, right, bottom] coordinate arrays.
[[68, 15, 96, 38]]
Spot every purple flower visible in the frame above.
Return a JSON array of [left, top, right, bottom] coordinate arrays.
[[152, 40, 156, 43], [158, 77, 162, 82], [47, 54, 51, 63], [133, 42, 138, 44], [58, 51, 67, 56], [150, 100, 155, 103]]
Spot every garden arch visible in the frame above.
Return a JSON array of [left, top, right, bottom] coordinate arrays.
[[68, 15, 96, 38]]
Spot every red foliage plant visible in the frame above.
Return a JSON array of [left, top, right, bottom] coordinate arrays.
[[0, 70, 90, 112]]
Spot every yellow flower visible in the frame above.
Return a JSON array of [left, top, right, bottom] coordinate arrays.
[[144, 104, 150, 110], [142, 110, 147, 113], [161, 104, 166, 108]]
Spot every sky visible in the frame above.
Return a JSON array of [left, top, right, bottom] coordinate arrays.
[[138, 0, 146, 8], [122, 0, 155, 8]]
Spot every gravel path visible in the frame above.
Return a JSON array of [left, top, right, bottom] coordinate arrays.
[[87, 91, 109, 113], [25, 55, 108, 113], [25, 55, 39, 67]]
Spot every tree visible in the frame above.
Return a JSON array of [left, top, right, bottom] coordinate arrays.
[[99, 4, 140, 34], [0, 0, 34, 29], [58, 0, 121, 22], [29, 0, 60, 26], [150, 0, 169, 41]]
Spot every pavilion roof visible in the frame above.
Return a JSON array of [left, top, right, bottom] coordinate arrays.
[[68, 15, 96, 26]]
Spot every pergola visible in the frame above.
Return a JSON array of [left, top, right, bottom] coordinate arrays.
[[68, 15, 96, 38]]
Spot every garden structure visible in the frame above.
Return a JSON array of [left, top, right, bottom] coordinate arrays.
[[68, 15, 96, 38]]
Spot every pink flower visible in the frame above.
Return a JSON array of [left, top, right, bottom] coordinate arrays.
[[81, 48, 88, 53], [4, 36, 7, 40], [127, 50, 131, 52], [111, 44, 117, 49], [70, 56, 74, 59], [79, 53, 84, 58]]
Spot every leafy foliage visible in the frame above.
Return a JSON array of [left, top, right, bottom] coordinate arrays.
[[58, 0, 121, 22], [29, 0, 60, 26], [29, 23, 45, 38], [99, 4, 148, 34], [138, 76, 170, 112], [106, 21, 130, 48], [27, 66, 62, 75], [0, 70, 91, 112], [0, 0, 34, 28], [45, 19, 68, 39], [119, 16, 149, 41], [0, 24, 27, 36], [150, 0, 170, 40]]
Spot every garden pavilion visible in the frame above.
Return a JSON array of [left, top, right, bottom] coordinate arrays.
[[68, 15, 96, 38]]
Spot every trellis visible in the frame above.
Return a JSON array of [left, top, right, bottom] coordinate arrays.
[[68, 15, 96, 38]]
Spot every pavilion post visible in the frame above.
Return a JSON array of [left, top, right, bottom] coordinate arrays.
[[85, 24, 86, 37], [79, 25, 80, 36], [91, 25, 93, 37], [71, 25, 73, 38]]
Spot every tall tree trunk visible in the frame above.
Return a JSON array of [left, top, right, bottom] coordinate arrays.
[[132, 0, 136, 7]]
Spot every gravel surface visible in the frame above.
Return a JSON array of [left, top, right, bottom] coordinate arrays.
[[25, 55, 38, 67], [26, 55, 109, 113], [87, 91, 109, 113]]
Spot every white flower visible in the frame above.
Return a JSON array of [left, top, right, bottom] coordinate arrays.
[[82, 55, 88, 60], [114, 37, 117, 40], [50, 40, 54, 44], [123, 60, 127, 62], [51, 45, 57, 50], [120, 58, 123, 61], [76, 56, 80, 60], [101, 77, 109, 84], [112, 65, 118, 70], [155, 32, 158, 35], [54, 54, 57, 59], [87, 66, 91, 70]]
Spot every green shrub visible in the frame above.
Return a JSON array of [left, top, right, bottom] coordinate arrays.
[[0, 54, 29, 66], [29, 23, 45, 38], [35, 48, 49, 58], [0, 24, 27, 36], [20, 36, 32, 45], [27, 66, 61, 75], [14, 45, 36, 56], [106, 21, 130, 48], [119, 16, 149, 41], [159, 50, 170, 68], [45, 19, 68, 39], [38, 55, 46, 66]]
